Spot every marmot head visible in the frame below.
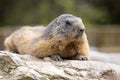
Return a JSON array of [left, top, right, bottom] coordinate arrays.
[[46, 14, 85, 41]]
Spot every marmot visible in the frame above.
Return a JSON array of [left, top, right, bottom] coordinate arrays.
[[4, 14, 90, 60]]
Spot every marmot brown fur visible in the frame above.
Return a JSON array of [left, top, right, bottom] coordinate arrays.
[[4, 14, 90, 60]]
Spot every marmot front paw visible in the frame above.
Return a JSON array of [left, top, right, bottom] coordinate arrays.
[[72, 55, 88, 61], [50, 54, 63, 61]]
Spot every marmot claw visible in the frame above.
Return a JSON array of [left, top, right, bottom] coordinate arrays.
[[50, 55, 63, 61]]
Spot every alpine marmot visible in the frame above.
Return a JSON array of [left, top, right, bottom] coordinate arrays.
[[4, 14, 90, 60]]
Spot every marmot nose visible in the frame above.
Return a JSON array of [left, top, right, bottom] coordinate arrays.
[[80, 29, 85, 32]]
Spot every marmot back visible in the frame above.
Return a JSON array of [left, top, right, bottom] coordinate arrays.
[[4, 14, 90, 60], [4, 26, 45, 53]]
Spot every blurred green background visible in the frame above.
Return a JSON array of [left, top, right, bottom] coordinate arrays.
[[0, 0, 120, 52]]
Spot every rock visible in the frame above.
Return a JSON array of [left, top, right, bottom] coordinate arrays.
[[0, 51, 120, 80], [90, 49, 120, 64]]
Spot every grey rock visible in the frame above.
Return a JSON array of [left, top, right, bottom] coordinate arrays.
[[0, 51, 120, 80], [90, 49, 120, 64]]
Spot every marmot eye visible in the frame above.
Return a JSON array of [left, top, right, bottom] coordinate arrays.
[[65, 20, 72, 25]]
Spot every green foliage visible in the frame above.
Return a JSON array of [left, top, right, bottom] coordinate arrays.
[[77, 4, 109, 25], [0, 0, 119, 27]]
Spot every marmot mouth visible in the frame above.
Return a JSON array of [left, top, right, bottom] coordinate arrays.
[[75, 32, 84, 38], [75, 35, 81, 38]]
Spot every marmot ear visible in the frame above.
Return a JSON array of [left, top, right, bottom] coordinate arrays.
[[56, 18, 60, 24]]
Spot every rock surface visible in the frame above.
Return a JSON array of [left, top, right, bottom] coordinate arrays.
[[90, 48, 120, 64], [0, 51, 120, 80]]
